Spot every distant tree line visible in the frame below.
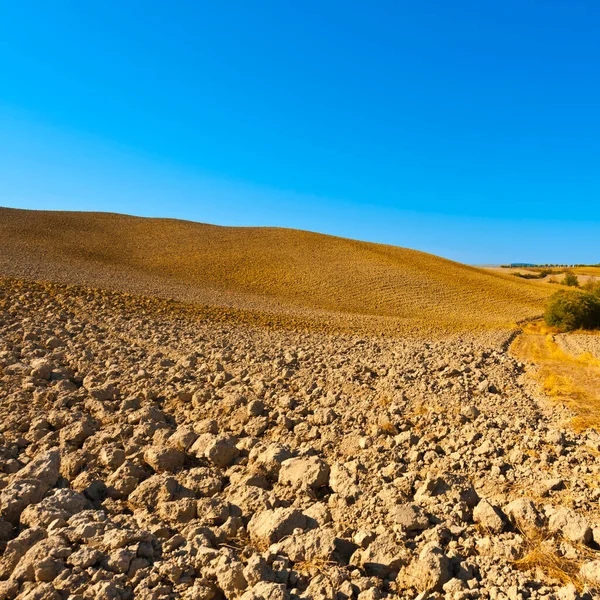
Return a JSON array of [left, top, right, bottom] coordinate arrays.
[[501, 263, 600, 269]]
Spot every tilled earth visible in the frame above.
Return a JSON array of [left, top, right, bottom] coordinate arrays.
[[0, 277, 599, 600], [555, 335, 600, 362]]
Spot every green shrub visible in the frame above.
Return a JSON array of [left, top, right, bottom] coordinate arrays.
[[544, 290, 600, 331], [563, 272, 579, 287], [582, 279, 600, 296]]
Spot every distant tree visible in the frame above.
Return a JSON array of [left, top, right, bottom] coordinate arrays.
[[563, 272, 579, 287]]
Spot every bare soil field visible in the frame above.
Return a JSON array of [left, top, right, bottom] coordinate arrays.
[[555, 334, 600, 361], [1, 277, 599, 600], [0, 208, 551, 336], [485, 268, 600, 287]]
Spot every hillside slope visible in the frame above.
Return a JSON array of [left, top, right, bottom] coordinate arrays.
[[0, 207, 551, 334]]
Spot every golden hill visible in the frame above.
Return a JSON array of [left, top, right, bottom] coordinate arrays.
[[0, 207, 551, 335]]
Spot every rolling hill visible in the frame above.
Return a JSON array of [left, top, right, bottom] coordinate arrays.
[[0, 207, 551, 335]]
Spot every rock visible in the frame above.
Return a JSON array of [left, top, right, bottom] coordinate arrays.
[[473, 499, 505, 533], [144, 445, 186, 473], [158, 498, 197, 524], [357, 590, 382, 600], [59, 419, 96, 448], [184, 467, 223, 497], [461, 405, 480, 420], [247, 400, 265, 417], [503, 498, 542, 532], [546, 430, 566, 445], [271, 527, 338, 562], [240, 581, 288, 600], [128, 474, 178, 510], [243, 554, 275, 587], [106, 548, 134, 574], [390, 503, 429, 532], [17, 582, 60, 600], [168, 426, 198, 451], [397, 545, 452, 593], [30, 359, 53, 380], [556, 583, 579, 600], [16, 450, 61, 488], [278, 456, 329, 489], [212, 554, 248, 596], [0, 580, 19, 600], [548, 507, 592, 544], [226, 484, 273, 517], [196, 497, 232, 525], [248, 443, 293, 480], [247, 507, 307, 545], [20, 489, 89, 528], [11, 536, 71, 582], [579, 560, 600, 585], [477, 380, 490, 394], [351, 533, 408, 578], [99, 446, 126, 470], [353, 529, 376, 548], [329, 462, 361, 499], [191, 434, 239, 468], [0, 527, 46, 579], [105, 460, 146, 499], [0, 479, 47, 524], [67, 546, 104, 569]]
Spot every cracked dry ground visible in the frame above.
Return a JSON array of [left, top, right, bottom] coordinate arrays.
[[0, 277, 599, 600]]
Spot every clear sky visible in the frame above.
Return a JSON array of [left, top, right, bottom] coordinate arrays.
[[1, 1, 599, 264]]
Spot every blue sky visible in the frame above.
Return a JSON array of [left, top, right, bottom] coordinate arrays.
[[1, 1, 599, 264]]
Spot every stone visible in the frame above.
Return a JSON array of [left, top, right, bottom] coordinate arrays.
[[240, 581, 288, 600], [350, 533, 408, 578], [144, 445, 186, 473], [67, 546, 104, 569], [248, 443, 293, 480], [271, 527, 337, 562], [247, 507, 307, 545], [20, 489, 89, 528], [397, 545, 452, 593], [191, 434, 239, 468], [158, 498, 198, 524], [548, 507, 592, 544], [99, 447, 126, 470], [461, 405, 480, 420], [391, 503, 429, 532], [16, 450, 61, 488], [579, 560, 600, 585], [278, 456, 329, 489], [556, 583, 579, 600], [503, 498, 542, 532], [0, 479, 47, 524], [0, 527, 46, 579], [30, 359, 53, 380], [473, 499, 505, 533], [168, 426, 198, 451], [329, 462, 361, 499], [128, 474, 178, 510]]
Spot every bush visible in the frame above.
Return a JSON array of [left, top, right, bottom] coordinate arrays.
[[544, 290, 600, 331], [563, 272, 579, 287], [582, 279, 600, 296]]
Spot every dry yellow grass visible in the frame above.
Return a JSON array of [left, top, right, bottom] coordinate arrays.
[[571, 266, 600, 277], [513, 528, 589, 590], [0, 207, 552, 336], [511, 322, 600, 430]]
